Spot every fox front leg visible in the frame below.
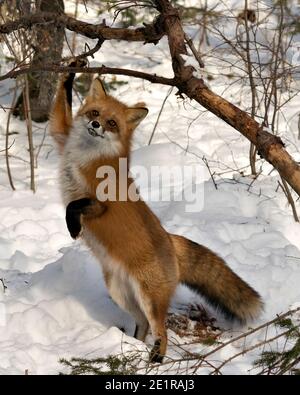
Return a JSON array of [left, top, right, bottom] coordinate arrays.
[[66, 198, 106, 239], [50, 58, 87, 153]]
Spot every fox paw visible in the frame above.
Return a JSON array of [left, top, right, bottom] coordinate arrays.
[[60, 58, 87, 85], [65, 198, 93, 239], [149, 339, 164, 364], [67, 58, 87, 69]]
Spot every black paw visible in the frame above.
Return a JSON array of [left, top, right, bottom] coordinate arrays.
[[65, 58, 87, 79], [63, 59, 87, 106], [149, 339, 164, 363], [149, 352, 164, 364], [68, 58, 87, 68], [66, 198, 93, 239]]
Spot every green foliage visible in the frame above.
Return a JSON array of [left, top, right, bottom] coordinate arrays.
[[201, 336, 219, 346], [254, 351, 282, 368], [276, 318, 294, 329], [96, 1, 155, 28], [74, 73, 93, 97], [93, 0, 221, 28], [254, 318, 300, 375], [293, 24, 300, 34], [59, 354, 138, 375], [74, 74, 128, 97], [102, 77, 128, 92]]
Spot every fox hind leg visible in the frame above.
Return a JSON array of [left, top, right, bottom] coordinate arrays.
[[148, 313, 168, 363], [148, 310, 168, 363], [136, 291, 169, 363], [133, 313, 149, 341]]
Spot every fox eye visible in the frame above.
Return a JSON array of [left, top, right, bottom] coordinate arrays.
[[92, 110, 99, 117], [108, 119, 117, 127]]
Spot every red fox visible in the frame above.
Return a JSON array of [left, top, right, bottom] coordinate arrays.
[[50, 63, 263, 363]]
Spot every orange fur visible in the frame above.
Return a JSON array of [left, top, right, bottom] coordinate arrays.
[[50, 74, 263, 362], [49, 74, 73, 153]]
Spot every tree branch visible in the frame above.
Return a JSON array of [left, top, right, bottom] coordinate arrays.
[[0, 11, 164, 43], [2, 1, 300, 198], [153, 0, 300, 198], [0, 63, 175, 86]]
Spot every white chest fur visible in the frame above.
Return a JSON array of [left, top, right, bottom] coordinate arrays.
[[59, 151, 88, 206], [83, 229, 141, 316]]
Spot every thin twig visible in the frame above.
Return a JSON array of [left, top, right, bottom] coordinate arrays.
[[202, 156, 218, 190], [62, 38, 104, 63], [212, 327, 296, 375], [23, 75, 35, 193], [278, 177, 299, 222], [148, 87, 173, 145], [5, 86, 17, 190], [192, 307, 300, 373], [184, 32, 205, 68], [0, 278, 7, 293], [71, 0, 79, 53]]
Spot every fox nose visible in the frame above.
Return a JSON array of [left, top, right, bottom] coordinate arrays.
[[92, 120, 100, 129]]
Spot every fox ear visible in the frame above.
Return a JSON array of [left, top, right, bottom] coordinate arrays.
[[88, 78, 107, 100], [126, 106, 148, 128]]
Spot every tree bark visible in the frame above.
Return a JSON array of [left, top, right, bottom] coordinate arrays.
[[13, 0, 65, 122]]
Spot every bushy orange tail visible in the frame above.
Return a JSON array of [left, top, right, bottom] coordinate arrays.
[[171, 234, 263, 323]]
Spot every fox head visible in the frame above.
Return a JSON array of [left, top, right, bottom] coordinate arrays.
[[71, 78, 148, 160]]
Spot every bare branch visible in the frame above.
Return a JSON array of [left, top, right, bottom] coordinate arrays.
[[0, 63, 176, 86], [153, 0, 300, 198], [2, 0, 300, 199], [0, 11, 164, 43], [5, 86, 17, 191], [278, 177, 299, 222], [148, 87, 173, 145], [184, 32, 204, 69]]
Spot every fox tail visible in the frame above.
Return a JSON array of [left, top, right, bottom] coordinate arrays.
[[171, 234, 263, 323]]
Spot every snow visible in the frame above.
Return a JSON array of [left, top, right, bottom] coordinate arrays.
[[0, 0, 300, 375]]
